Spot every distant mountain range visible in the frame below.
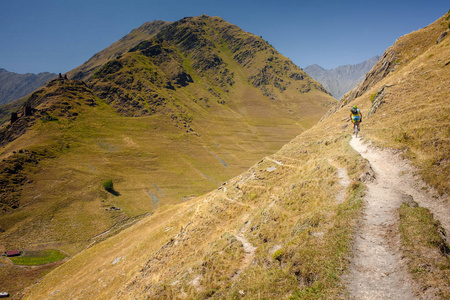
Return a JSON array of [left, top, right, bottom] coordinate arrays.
[[0, 68, 57, 105], [304, 56, 380, 99]]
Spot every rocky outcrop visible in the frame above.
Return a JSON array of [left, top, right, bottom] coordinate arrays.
[[0, 150, 41, 212], [367, 85, 387, 117], [343, 51, 397, 104], [92, 60, 123, 78], [173, 71, 193, 87], [436, 30, 448, 44]]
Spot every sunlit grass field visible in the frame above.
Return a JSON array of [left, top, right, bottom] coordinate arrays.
[[9, 249, 67, 266]]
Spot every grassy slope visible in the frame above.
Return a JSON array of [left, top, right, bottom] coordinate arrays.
[[20, 12, 450, 299], [0, 16, 334, 253], [20, 122, 368, 300], [344, 13, 450, 195], [0, 81, 323, 254], [0, 16, 335, 297]]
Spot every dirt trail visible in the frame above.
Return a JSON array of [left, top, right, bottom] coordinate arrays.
[[232, 218, 257, 280], [344, 137, 450, 299]]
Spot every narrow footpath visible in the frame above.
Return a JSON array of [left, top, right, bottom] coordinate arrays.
[[344, 136, 450, 299]]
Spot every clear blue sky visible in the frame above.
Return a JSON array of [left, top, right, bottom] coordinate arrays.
[[1, 0, 448, 74]]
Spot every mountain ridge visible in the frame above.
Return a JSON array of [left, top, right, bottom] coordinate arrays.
[[0, 68, 57, 105], [68, 20, 171, 81], [304, 56, 380, 99]]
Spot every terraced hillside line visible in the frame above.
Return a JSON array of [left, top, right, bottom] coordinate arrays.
[[344, 137, 417, 299]]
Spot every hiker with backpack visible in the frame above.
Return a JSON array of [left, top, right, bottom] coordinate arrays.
[[349, 105, 362, 133]]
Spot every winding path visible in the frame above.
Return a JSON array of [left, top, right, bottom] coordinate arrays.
[[344, 137, 425, 299], [344, 136, 450, 299]]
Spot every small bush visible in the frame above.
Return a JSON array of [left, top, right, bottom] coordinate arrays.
[[102, 179, 114, 192], [272, 248, 284, 261]]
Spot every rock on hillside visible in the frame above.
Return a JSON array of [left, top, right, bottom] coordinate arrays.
[[304, 56, 380, 100], [0, 68, 57, 105]]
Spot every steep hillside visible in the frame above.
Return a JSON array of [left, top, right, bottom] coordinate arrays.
[[343, 13, 450, 106], [0, 15, 335, 296], [339, 12, 450, 195], [304, 56, 380, 100], [0, 68, 57, 105], [18, 12, 450, 299], [18, 118, 368, 300]]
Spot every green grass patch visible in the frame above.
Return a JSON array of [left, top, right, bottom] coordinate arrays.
[[9, 249, 67, 266]]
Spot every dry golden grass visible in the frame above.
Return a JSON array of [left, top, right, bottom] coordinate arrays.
[[336, 12, 450, 195], [20, 116, 370, 299], [399, 202, 450, 299]]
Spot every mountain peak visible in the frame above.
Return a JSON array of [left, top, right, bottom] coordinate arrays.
[[304, 56, 380, 99], [304, 64, 326, 72]]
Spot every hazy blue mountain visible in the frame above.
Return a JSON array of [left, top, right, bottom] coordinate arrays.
[[0, 68, 57, 105], [304, 56, 380, 99]]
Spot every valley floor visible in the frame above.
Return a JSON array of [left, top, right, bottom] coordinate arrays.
[[344, 136, 450, 299]]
